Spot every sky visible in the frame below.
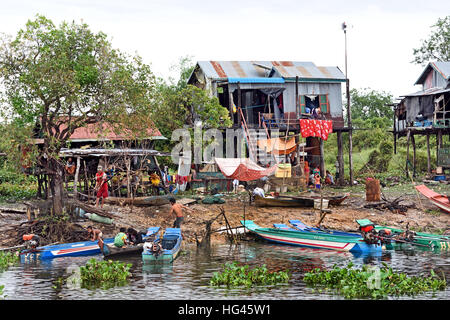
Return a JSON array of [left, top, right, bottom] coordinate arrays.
[[0, 0, 449, 98]]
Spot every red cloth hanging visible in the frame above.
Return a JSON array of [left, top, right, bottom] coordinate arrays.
[[299, 119, 333, 140]]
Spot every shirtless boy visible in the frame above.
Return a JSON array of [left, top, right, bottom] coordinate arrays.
[[87, 226, 104, 251], [169, 198, 193, 228]]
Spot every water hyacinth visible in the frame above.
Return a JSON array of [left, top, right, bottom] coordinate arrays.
[[79, 258, 132, 290], [0, 251, 19, 272], [303, 262, 447, 299], [210, 261, 290, 288]]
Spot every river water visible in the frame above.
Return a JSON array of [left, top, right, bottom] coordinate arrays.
[[1, 241, 449, 300]]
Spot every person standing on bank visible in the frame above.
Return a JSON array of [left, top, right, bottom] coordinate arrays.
[[95, 165, 108, 208], [169, 197, 193, 228]]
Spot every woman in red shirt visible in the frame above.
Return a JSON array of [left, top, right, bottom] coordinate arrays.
[[95, 165, 108, 208]]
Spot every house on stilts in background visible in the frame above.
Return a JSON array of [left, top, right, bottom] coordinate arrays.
[[393, 61, 450, 178], [187, 60, 349, 188]]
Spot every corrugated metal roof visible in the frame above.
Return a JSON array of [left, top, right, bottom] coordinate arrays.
[[194, 61, 345, 82], [415, 61, 450, 85], [400, 87, 450, 97], [227, 77, 285, 84]]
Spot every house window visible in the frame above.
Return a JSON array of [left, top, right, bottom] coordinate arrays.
[[299, 94, 329, 114]]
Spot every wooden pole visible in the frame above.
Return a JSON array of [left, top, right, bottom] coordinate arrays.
[[405, 129, 411, 178], [337, 131, 345, 185], [426, 132, 431, 175], [411, 133, 416, 177]]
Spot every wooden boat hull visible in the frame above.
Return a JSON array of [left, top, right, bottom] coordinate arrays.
[[415, 184, 450, 214], [142, 228, 182, 263], [253, 195, 314, 207], [102, 243, 144, 257], [20, 238, 115, 261], [242, 220, 381, 254], [102, 227, 161, 257], [105, 195, 171, 206]]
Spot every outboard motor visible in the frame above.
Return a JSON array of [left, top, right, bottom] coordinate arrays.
[[23, 234, 40, 250], [359, 224, 379, 245], [151, 240, 163, 258]]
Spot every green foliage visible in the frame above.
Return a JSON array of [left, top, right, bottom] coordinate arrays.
[[210, 261, 290, 288], [304, 262, 447, 299], [79, 258, 132, 290], [348, 88, 394, 121], [0, 251, 19, 272], [412, 16, 450, 65]]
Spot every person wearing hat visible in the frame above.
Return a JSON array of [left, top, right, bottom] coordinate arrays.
[[95, 165, 108, 208]]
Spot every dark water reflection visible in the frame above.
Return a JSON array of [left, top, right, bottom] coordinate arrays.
[[1, 242, 449, 300]]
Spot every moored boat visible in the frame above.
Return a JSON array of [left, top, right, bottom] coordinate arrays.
[[415, 184, 450, 214], [286, 219, 361, 237], [102, 227, 160, 258], [142, 228, 182, 263], [20, 237, 115, 261], [241, 220, 382, 254], [253, 195, 315, 207]]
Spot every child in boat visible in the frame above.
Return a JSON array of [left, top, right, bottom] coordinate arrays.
[[114, 227, 129, 248], [169, 197, 193, 228]]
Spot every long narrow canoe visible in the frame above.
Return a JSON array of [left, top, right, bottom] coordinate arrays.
[[20, 237, 115, 261], [102, 227, 160, 258], [242, 220, 382, 254], [142, 228, 182, 263], [105, 195, 171, 206], [415, 184, 450, 214], [253, 195, 315, 208]]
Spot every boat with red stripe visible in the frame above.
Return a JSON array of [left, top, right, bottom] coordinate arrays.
[[241, 220, 382, 254]]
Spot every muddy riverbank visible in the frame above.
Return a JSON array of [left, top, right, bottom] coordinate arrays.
[[2, 182, 448, 249]]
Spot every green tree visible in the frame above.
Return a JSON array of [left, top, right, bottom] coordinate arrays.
[[152, 57, 232, 156], [412, 16, 450, 65], [0, 15, 156, 214], [349, 88, 394, 122]]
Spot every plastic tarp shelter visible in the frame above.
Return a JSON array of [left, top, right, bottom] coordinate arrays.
[[257, 136, 297, 155], [214, 158, 278, 181]]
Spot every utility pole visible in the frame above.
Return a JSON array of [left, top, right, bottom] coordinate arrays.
[[342, 22, 354, 186]]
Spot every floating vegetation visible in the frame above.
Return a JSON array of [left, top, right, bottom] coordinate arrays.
[[0, 285, 4, 299], [79, 259, 132, 290], [210, 261, 290, 288], [303, 262, 447, 299], [0, 251, 19, 272]]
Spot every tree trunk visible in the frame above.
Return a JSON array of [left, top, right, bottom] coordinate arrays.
[[49, 159, 65, 215]]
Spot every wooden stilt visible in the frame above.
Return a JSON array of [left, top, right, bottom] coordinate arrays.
[[426, 133, 431, 175]]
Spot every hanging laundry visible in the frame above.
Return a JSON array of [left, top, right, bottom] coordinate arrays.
[[299, 119, 333, 141]]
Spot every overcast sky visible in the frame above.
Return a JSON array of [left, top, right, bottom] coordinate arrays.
[[0, 0, 449, 98]]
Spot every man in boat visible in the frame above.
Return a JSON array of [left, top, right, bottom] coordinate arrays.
[[86, 226, 104, 251], [114, 227, 129, 248], [169, 197, 193, 228], [95, 165, 108, 208], [127, 227, 145, 245]]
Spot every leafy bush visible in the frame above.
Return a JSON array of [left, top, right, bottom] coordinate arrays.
[[210, 261, 290, 288]]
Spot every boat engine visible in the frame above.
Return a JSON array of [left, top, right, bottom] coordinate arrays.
[[359, 225, 392, 245], [151, 240, 163, 258]]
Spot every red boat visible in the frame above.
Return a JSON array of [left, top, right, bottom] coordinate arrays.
[[415, 184, 450, 214]]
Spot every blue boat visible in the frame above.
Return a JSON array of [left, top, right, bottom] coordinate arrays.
[[142, 228, 182, 263], [288, 219, 361, 237], [20, 237, 115, 261]]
